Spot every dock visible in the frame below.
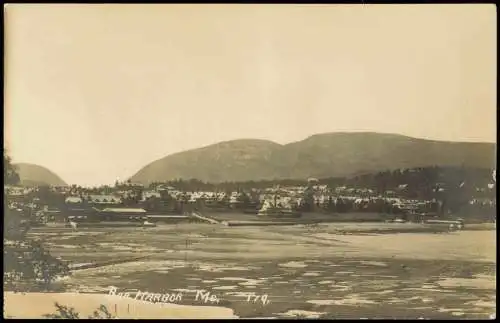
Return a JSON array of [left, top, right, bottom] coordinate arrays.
[[221, 220, 321, 227], [190, 212, 221, 224]]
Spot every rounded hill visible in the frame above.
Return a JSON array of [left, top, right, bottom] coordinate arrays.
[[130, 139, 285, 183], [14, 163, 67, 186]]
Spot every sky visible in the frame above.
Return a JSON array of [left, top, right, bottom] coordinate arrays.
[[4, 4, 497, 186]]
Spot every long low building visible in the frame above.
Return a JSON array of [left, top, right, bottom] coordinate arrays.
[[147, 214, 191, 223], [98, 208, 148, 221]]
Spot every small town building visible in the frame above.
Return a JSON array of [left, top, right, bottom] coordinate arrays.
[[98, 208, 148, 221]]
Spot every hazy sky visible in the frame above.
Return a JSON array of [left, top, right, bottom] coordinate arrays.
[[4, 4, 497, 186]]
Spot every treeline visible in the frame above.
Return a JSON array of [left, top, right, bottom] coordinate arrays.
[[148, 166, 495, 195]]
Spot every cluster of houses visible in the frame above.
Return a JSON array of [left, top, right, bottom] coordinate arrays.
[[4, 176, 496, 224]]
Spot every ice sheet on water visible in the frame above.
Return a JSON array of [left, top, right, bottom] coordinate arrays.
[[276, 310, 326, 318], [238, 279, 263, 286], [307, 300, 336, 305], [303, 272, 321, 277], [328, 295, 378, 306], [407, 296, 433, 303], [359, 261, 388, 267], [330, 285, 351, 292], [465, 300, 496, 308], [278, 261, 307, 268], [438, 308, 466, 316], [224, 291, 254, 297], [318, 280, 334, 285], [217, 277, 251, 281], [437, 277, 496, 290], [195, 263, 260, 273], [58, 244, 80, 249], [212, 286, 238, 290]]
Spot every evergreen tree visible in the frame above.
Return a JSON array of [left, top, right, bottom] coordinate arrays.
[[4, 150, 20, 185]]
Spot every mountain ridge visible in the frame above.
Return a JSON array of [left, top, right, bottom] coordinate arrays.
[[130, 132, 496, 184], [302, 132, 496, 145]]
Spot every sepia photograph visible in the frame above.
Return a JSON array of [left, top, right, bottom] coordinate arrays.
[[3, 3, 496, 319]]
